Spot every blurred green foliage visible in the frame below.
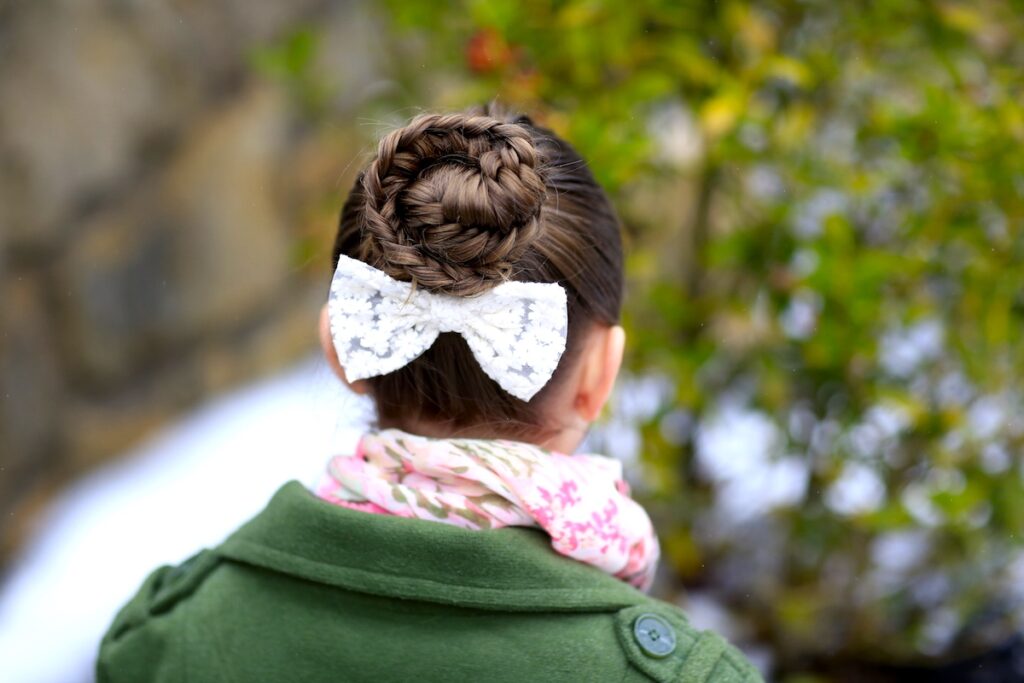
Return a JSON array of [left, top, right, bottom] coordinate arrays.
[[251, 28, 330, 115], [261, 0, 1024, 676]]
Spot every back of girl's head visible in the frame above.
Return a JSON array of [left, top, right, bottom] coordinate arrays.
[[332, 105, 623, 436]]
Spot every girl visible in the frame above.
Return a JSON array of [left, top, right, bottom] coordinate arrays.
[[98, 108, 763, 682]]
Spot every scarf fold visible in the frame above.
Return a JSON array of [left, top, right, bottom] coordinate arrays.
[[315, 430, 659, 591]]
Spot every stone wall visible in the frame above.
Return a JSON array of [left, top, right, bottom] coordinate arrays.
[[0, 0, 385, 559]]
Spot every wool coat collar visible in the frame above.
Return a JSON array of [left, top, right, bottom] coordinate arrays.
[[218, 481, 648, 612]]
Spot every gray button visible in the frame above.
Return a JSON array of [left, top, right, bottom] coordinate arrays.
[[633, 613, 676, 658]]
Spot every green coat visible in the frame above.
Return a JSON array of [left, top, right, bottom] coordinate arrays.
[[98, 482, 763, 682]]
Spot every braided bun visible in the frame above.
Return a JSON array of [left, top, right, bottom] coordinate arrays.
[[357, 113, 548, 295]]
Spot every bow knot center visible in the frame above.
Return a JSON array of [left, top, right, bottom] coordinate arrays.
[[430, 295, 471, 334]]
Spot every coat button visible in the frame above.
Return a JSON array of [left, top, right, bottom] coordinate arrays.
[[633, 614, 676, 658]]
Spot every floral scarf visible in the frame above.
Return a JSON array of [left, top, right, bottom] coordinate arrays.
[[315, 430, 659, 591]]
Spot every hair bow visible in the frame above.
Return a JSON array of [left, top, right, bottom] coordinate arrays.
[[328, 255, 568, 401]]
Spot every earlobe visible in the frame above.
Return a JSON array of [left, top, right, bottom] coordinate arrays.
[[318, 305, 371, 395]]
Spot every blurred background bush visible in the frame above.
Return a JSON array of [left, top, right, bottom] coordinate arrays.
[[2, 0, 1023, 680]]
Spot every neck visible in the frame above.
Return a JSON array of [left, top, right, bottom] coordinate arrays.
[[376, 416, 587, 454]]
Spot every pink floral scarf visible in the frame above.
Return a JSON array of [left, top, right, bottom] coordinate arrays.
[[315, 430, 660, 591]]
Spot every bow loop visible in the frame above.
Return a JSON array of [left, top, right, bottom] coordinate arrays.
[[329, 255, 567, 401]]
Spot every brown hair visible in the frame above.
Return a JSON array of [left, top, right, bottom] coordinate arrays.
[[332, 106, 623, 436]]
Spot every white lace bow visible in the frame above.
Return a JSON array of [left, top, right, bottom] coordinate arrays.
[[328, 255, 568, 401]]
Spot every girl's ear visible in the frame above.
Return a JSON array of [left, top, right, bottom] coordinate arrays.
[[572, 324, 625, 423], [318, 305, 371, 395]]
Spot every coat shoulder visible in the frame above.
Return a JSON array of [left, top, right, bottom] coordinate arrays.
[[612, 602, 764, 683], [97, 549, 220, 683]]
